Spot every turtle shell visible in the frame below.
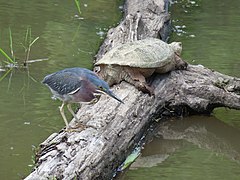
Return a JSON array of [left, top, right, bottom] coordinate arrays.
[[95, 38, 175, 68]]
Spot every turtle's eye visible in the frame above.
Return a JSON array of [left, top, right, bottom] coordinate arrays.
[[94, 66, 101, 73]]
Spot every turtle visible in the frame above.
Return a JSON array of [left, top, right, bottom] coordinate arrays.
[[95, 38, 188, 94]]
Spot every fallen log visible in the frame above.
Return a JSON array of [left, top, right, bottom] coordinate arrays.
[[25, 0, 240, 179]]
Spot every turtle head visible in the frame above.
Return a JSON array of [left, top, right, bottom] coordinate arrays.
[[94, 64, 120, 87], [169, 42, 182, 56]]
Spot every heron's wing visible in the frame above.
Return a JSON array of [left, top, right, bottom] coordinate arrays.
[[42, 71, 83, 95]]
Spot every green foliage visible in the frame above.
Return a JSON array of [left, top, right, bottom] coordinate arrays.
[[8, 27, 15, 62], [74, 0, 81, 15], [0, 68, 12, 82], [0, 27, 39, 67], [0, 27, 40, 82], [21, 26, 39, 65], [0, 48, 15, 64], [118, 147, 141, 171], [0, 28, 16, 64], [31, 145, 41, 166]]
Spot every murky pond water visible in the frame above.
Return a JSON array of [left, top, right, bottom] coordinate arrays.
[[120, 0, 240, 179], [0, 0, 122, 179]]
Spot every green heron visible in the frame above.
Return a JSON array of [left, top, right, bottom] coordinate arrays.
[[42, 67, 123, 130]]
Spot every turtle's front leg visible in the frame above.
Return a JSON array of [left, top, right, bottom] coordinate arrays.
[[134, 81, 154, 95], [123, 67, 154, 95]]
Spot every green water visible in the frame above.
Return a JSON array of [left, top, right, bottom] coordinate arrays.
[[170, 0, 240, 77], [120, 0, 240, 180], [0, 1, 122, 179]]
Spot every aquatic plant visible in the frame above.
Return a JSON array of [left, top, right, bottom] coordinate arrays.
[[21, 26, 39, 66], [0, 48, 15, 64], [74, 0, 82, 15], [0, 27, 40, 67], [0, 28, 16, 65], [0, 27, 45, 82]]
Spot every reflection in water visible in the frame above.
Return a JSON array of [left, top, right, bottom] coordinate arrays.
[[156, 116, 240, 163], [120, 116, 240, 179]]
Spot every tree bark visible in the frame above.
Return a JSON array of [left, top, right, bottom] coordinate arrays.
[[25, 0, 240, 179]]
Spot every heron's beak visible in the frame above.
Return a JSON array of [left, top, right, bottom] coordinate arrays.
[[107, 90, 124, 104], [95, 89, 124, 104]]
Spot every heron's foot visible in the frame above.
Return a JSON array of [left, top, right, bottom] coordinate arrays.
[[73, 123, 87, 129], [65, 128, 82, 132], [74, 123, 97, 130], [64, 122, 97, 132], [64, 123, 86, 132]]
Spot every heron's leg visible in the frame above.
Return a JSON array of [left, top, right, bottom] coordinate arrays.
[[66, 104, 91, 130], [88, 96, 100, 104], [67, 104, 79, 121], [59, 102, 69, 129]]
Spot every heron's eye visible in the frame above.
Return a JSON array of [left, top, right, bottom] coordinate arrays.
[[98, 86, 106, 92]]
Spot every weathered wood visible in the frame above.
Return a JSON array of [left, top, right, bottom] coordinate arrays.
[[25, 0, 240, 179]]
